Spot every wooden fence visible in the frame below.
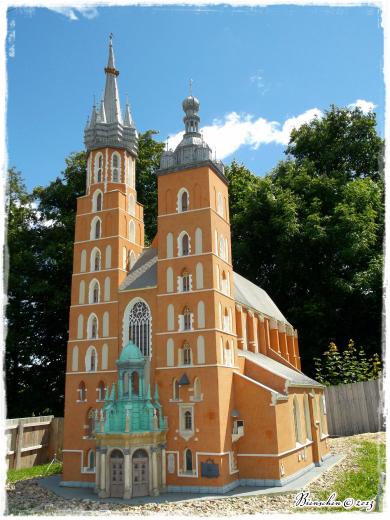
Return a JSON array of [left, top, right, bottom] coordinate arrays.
[[324, 378, 385, 436], [5, 416, 64, 470]]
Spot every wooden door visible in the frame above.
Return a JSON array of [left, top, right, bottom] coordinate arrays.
[[132, 449, 149, 497], [110, 450, 124, 498]]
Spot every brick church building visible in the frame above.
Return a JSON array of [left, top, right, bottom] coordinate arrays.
[[62, 37, 330, 498]]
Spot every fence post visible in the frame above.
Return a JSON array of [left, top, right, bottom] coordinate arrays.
[[14, 420, 24, 470]]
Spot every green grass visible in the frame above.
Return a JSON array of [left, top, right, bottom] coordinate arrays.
[[313, 441, 386, 512], [7, 461, 63, 484]]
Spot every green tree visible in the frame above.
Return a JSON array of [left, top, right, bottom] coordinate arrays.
[[135, 130, 165, 243], [314, 339, 382, 386], [228, 106, 384, 372]]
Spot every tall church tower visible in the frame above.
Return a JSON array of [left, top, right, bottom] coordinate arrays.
[[154, 94, 239, 489], [62, 36, 144, 483]]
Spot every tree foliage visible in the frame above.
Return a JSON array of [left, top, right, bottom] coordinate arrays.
[[314, 339, 382, 386]]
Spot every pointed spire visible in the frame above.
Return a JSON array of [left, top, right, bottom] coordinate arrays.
[[89, 103, 98, 128], [103, 33, 122, 124], [98, 98, 106, 123], [123, 100, 133, 127]]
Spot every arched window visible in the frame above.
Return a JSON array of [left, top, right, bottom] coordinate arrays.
[[89, 280, 100, 304], [181, 233, 190, 256], [217, 192, 224, 217], [87, 449, 95, 470], [197, 336, 205, 364], [182, 270, 190, 292], [91, 217, 101, 240], [90, 248, 101, 272], [166, 267, 173, 293], [219, 235, 225, 260], [195, 228, 202, 254], [86, 345, 97, 372], [103, 311, 109, 337], [167, 304, 174, 331], [95, 153, 103, 183], [79, 280, 85, 304], [72, 346, 79, 371], [131, 371, 139, 396], [102, 343, 108, 370], [87, 314, 98, 339], [129, 220, 135, 243], [167, 338, 174, 366], [197, 301, 205, 329], [129, 194, 135, 215], [221, 271, 228, 295], [127, 300, 152, 357], [225, 341, 233, 367], [104, 277, 110, 302], [112, 153, 120, 182], [166, 232, 173, 258], [77, 315, 84, 339], [194, 377, 201, 400], [183, 306, 192, 331], [304, 394, 312, 440], [182, 342, 192, 365], [92, 190, 103, 212], [80, 250, 87, 273], [105, 245, 112, 269], [185, 448, 193, 472], [97, 381, 105, 401], [184, 411, 192, 431], [196, 262, 203, 289], [173, 378, 180, 400], [293, 396, 302, 444], [177, 188, 189, 212], [78, 381, 86, 401], [86, 408, 95, 437]]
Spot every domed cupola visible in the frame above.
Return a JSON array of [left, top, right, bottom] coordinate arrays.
[[158, 85, 225, 178]]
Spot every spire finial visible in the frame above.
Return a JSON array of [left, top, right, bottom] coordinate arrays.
[[189, 78, 193, 96]]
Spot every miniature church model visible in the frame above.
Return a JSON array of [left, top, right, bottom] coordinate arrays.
[[62, 37, 330, 498]]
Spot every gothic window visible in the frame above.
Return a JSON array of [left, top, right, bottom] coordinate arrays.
[[102, 343, 108, 370], [78, 381, 86, 401], [184, 411, 192, 431], [197, 301, 205, 329], [304, 394, 312, 440], [95, 153, 103, 183], [217, 192, 224, 217], [128, 300, 151, 357], [166, 232, 173, 258], [131, 371, 139, 396], [80, 250, 87, 272], [91, 217, 101, 240], [193, 377, 201, 400], [92, 190, 103, 212], [182, 234, 189, 256], [104, 277, 110, 301], [112, 153, 120, 182], [167, 304, 174, 331], [87, 449, 95, 470], [173, 378, 180, 400], [103, 311, 109, 337], [196, 262, 203, 289], [87, 314, 98, 339], [182, 342, 192, 365], [197, 336, 205, 364], [182, 271, 190, 292], [183, 306, 191, 331], [89, 280, 100, 304], [167, 338, 174, 366], [97, 381, 105, 401], [86, 346, 98, 371], [129, 220, 135, 242], [79, 280, 85, 304], [129, 194, 135, 215], [105, 245, 112, 269], [195, 228, 202, 254], [166, 267, 174, 293], [123, 371, 129, 396], [91, 249, 101, 272], [293, 396, 302, 444], [77, 315, 84, 339], [177, 189, 189, 212], [86, 408, 95, 437], [72, 346, 79, 371], [185, 448, 193, 472]]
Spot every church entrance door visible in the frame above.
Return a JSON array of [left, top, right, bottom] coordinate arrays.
[[132, 449, 149, 497], [110, 449, 124, 498]]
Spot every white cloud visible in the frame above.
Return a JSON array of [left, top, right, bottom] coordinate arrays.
[[48, 7, 99, 21], [167, 108, 322, 160], [348, 99, 376, 113]]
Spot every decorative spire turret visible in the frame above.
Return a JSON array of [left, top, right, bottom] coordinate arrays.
[[84, 35, 137, 155], [158, 84, 225, 178]]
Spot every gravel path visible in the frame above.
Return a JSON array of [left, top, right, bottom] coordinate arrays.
[[6, 432, 385, 516]]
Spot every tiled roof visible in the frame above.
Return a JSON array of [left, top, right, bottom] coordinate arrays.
[[119, 247, 158, 292], [239, 349, 323, 388]]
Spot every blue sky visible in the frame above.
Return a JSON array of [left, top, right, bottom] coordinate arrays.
[[6, 4, 384, 191]]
